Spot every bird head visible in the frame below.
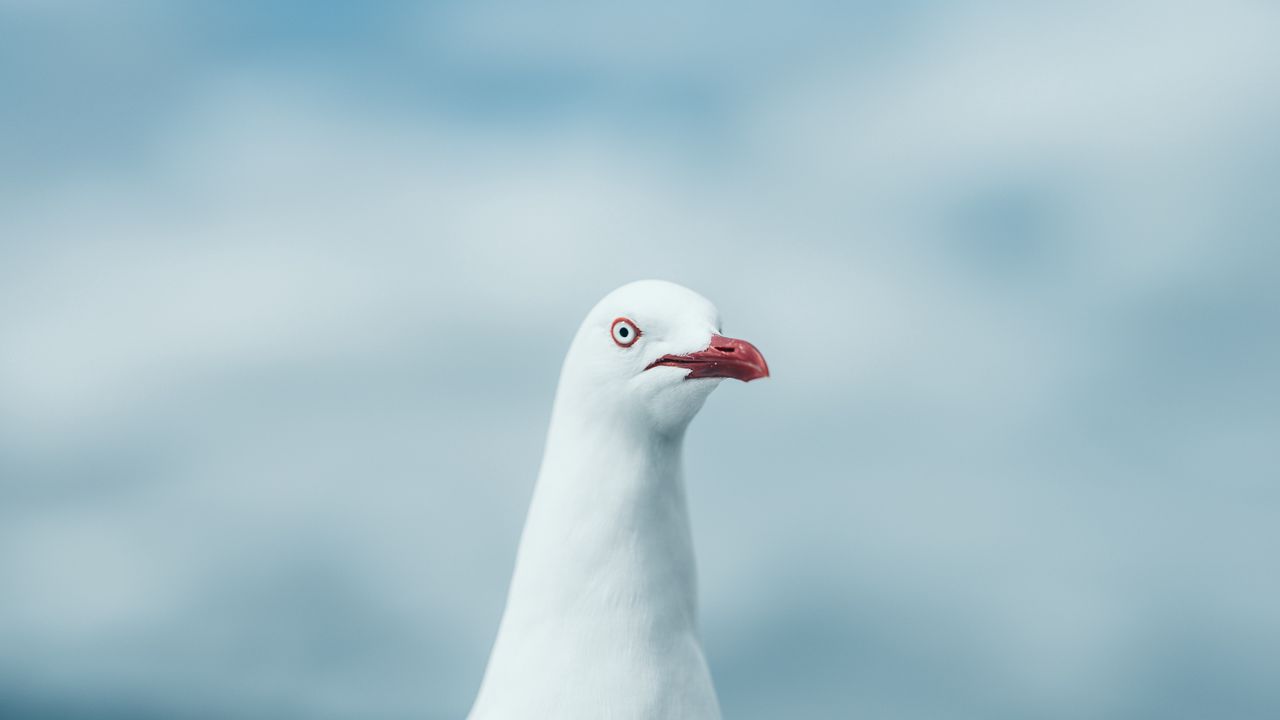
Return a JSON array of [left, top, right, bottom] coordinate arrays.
[[558, 280, 769, 436]]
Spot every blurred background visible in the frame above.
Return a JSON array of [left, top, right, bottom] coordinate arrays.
[[2, 1, 1278, 718]]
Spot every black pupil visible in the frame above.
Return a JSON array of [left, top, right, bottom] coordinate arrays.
[[619, 326, 629, 338]]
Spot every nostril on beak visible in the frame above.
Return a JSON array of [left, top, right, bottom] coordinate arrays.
[[714, 345, 735, 353]]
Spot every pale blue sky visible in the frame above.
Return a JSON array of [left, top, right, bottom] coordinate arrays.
[[2, 2, 1278, 718]]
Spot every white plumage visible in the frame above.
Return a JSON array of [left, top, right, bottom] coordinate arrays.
[[468, 280, 768, 720]]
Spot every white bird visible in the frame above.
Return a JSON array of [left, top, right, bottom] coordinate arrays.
[[467, 280, 769, 720]]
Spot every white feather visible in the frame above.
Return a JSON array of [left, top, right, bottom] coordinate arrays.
[[468, 280, 728, 720]]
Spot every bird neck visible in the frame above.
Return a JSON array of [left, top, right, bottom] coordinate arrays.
[[501, 399, 701, 639]]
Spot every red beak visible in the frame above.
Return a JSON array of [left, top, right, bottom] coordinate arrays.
[[646, 334, 770, 382]]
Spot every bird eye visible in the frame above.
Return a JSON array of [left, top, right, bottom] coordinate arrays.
[[611, 318, 640, 347]]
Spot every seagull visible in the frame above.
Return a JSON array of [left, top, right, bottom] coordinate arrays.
[[467, 280, 769, 720]]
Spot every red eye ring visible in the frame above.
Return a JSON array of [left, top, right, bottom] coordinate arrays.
[[611, 317, 641, 347]]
